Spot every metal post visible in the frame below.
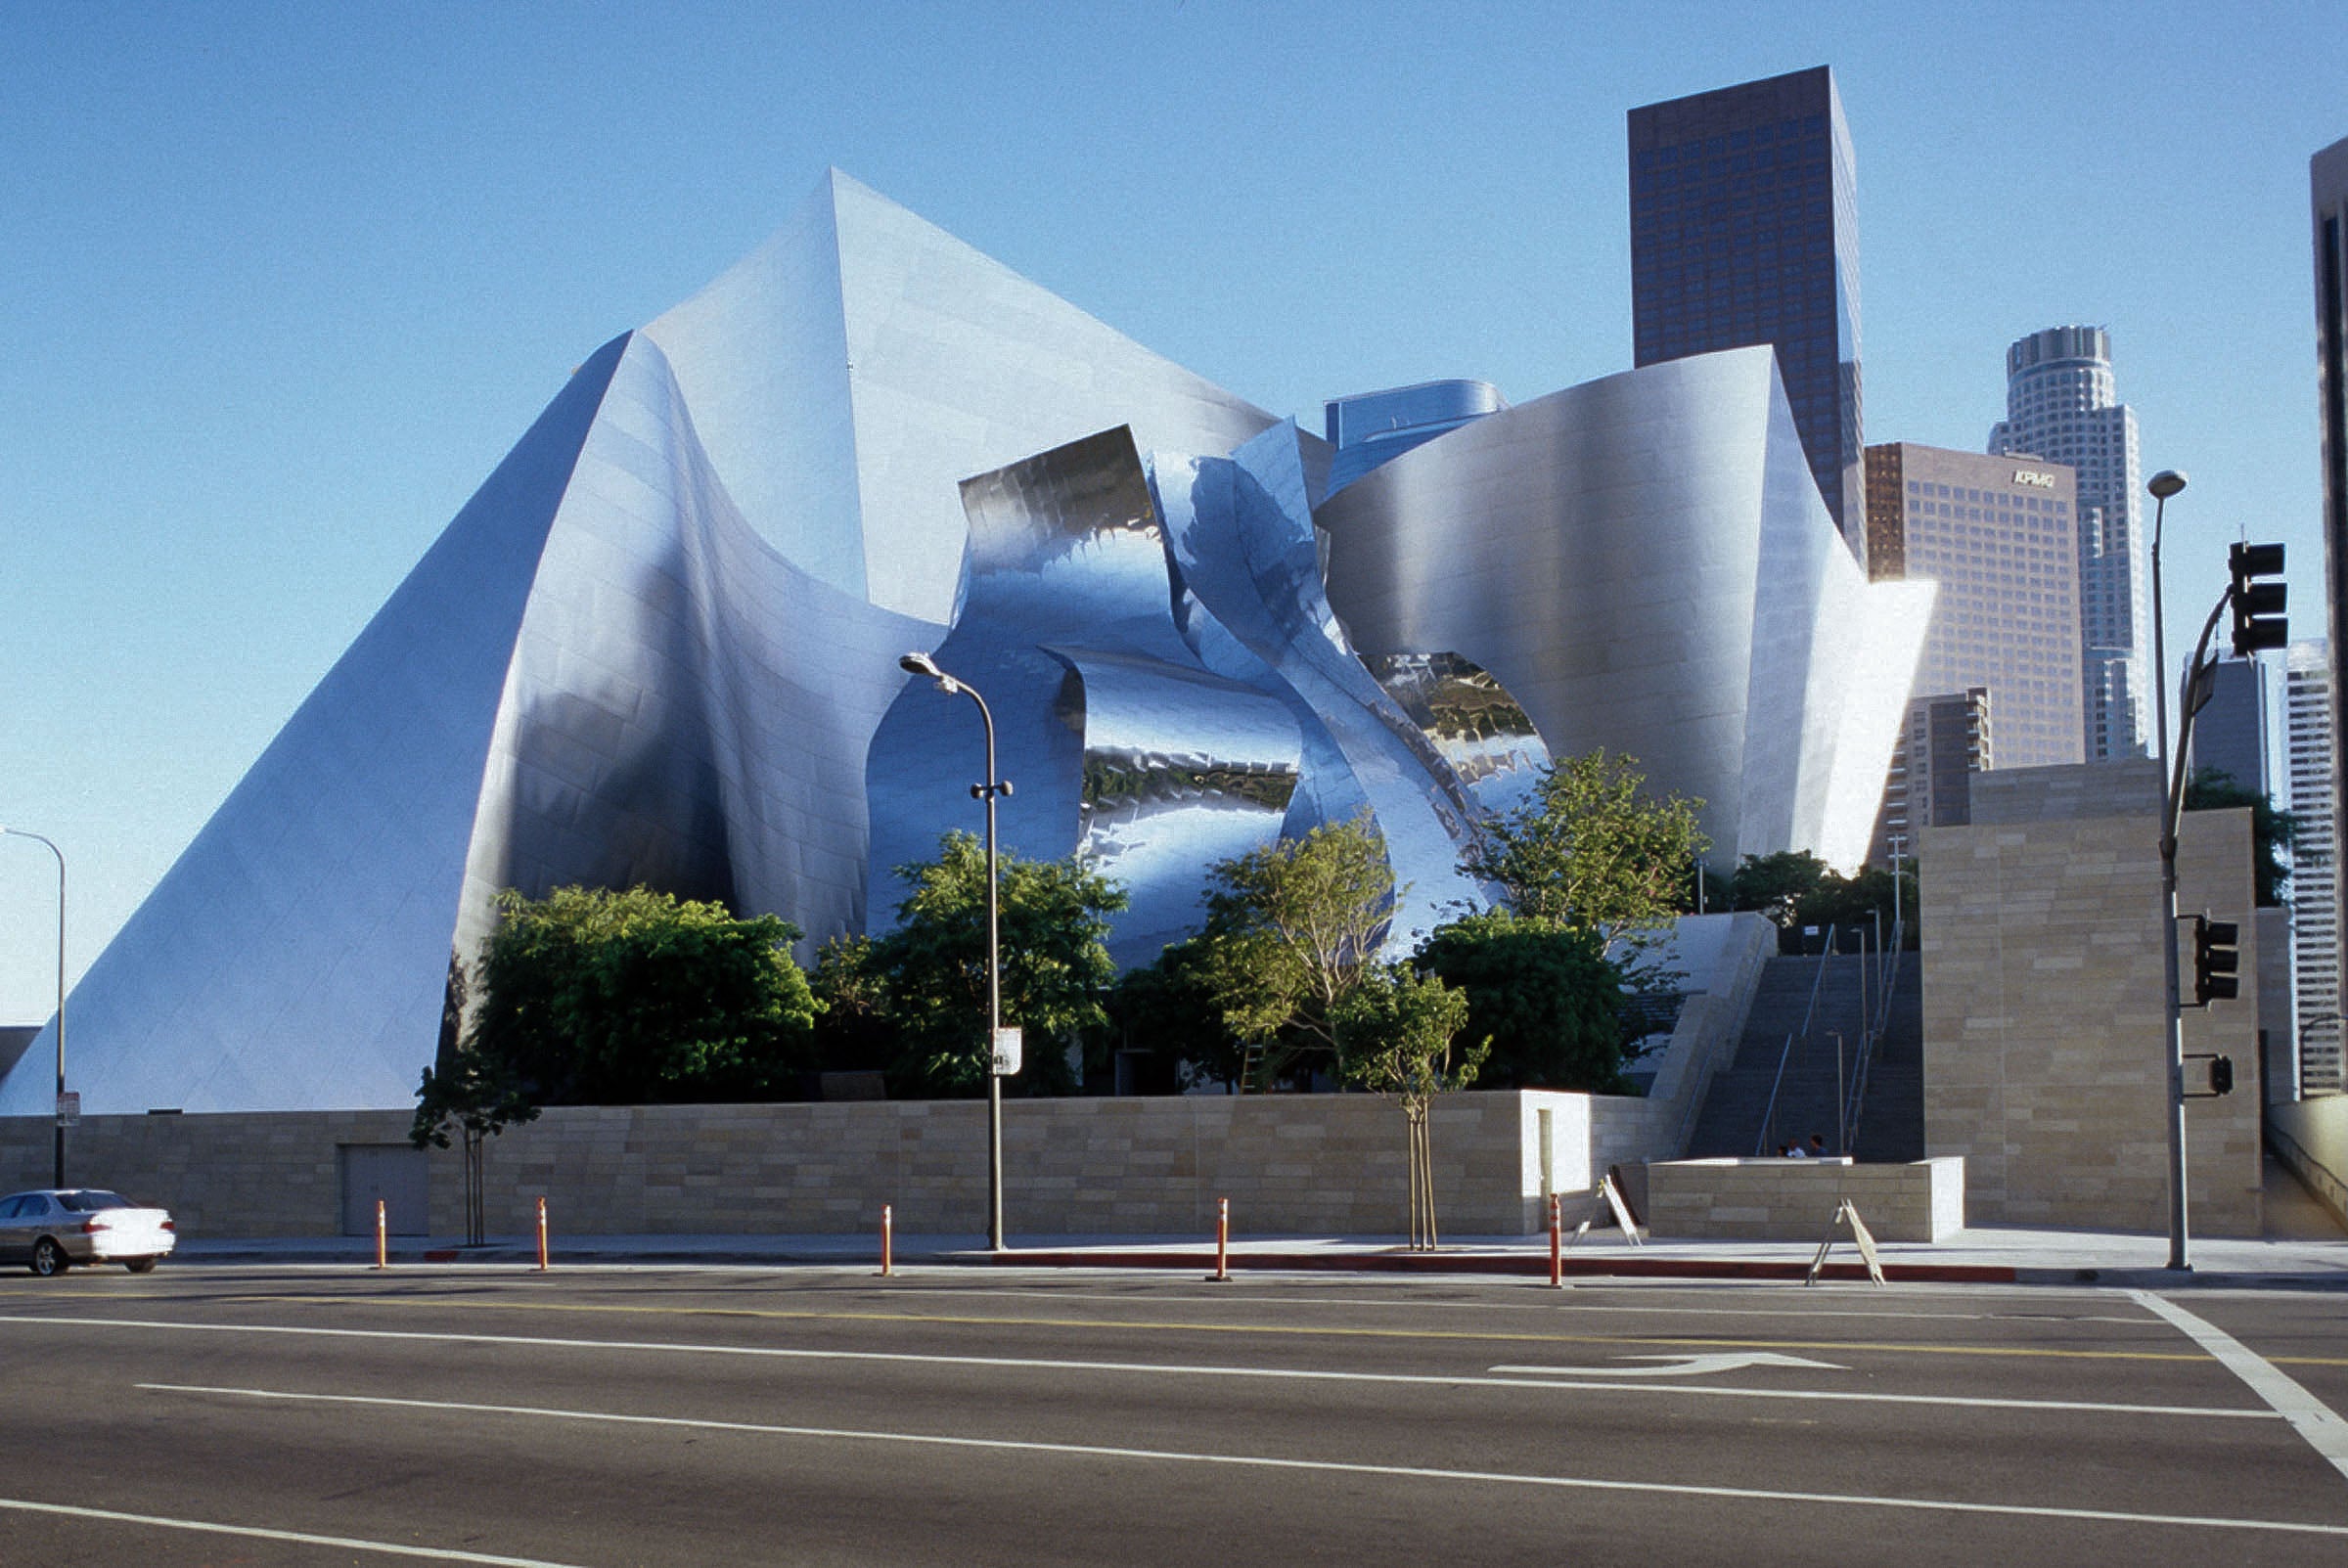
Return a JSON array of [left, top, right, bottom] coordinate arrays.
[[1890, 835, 1905, 931], [899, 653, 1008, 1253], [979, 689, 1005, 1254], [1549, 1192, 1562, 1288], [1834, 1032, 1846, 1155], [2148, 471, 2190, 1273], [1874, 907, 1885, 1002], [2, 829, 67, 1187]]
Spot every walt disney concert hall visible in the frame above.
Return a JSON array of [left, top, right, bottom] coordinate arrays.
[[0, 170, 1926, 1116]]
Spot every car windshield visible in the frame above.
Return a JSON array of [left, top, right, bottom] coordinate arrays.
[[57, 1190, 133, 1212]]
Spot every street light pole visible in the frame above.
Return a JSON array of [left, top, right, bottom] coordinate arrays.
[[1, 827, 67, 1187], [2147, 469, 2192, 1273], [899, 652, 1011, 1251]]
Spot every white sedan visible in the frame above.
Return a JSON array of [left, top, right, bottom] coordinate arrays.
[[0, 1188, 176, 1276]]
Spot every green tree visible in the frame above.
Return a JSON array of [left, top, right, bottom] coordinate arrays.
[[2184, 766, 2296, 907], [1462, 750, 1708, 954], [1729, 851, 1917, 947], [462, 885, 820, 1106], [1726, 850, 1832, 927], [1332, 963, 1484, 1249], [1417, 910, 1628, 1092], [865, 831, 1126, 1097], [409, 949, 540, 1246], [1106, 933, 1244, 1092], [808, 934, 895, 1075], [1194, 814, 1394, 1090]]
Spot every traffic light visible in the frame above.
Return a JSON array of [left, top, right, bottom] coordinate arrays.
[[2209, 1055, 2235, 1096], [2229, 542, 2287, 655], [2191, 917, 2240, 1005]]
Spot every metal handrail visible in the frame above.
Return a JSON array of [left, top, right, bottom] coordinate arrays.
[[1752, 1030, 1799, 1156], [1754, 927, 1837, 1155], [1840, 918, 1905, 1154]]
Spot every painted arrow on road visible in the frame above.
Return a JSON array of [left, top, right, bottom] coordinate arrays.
[[1490, 1353, 1847, 1378]]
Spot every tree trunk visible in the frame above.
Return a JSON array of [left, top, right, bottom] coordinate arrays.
[[464, 1127, 485, 1246]]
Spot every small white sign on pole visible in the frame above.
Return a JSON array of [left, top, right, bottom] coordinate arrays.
[[990, 1026, 1022, 1076], [56, 1092, 79, 1127]]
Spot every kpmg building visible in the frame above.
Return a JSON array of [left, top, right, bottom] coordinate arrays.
[[1629, 66, 1866, 560], [0, 169, 1929, 1118], [1862, 442, 2084, 861]]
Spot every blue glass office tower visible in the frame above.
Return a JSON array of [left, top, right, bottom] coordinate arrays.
[[1629, 67, 1865, 563]]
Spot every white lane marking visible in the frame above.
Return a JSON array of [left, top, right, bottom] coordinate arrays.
[[924, 1286, 2150, 1324], [1494, 1352, 1846, 1377], [140, 1382, 2348, 1540], [2132, 1290, 2348, 1484], [1, 1312, 2274, 1420], [0, 1497, 583, 1565]]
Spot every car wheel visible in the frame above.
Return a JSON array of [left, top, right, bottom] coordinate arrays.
[[123, 1257, 158, 1274], [29, 1237, 68, 1277]]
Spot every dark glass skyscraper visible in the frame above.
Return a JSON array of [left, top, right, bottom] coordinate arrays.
[[1629, 66, 1864, 560]]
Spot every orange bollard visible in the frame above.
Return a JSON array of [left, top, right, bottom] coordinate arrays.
[[1549, 1192, 1563, 1288], [374, 1198, 387, 1271], [880, 1204, 894, 1277], [535, 1196, 549, 1272], [1207, 1196, 1231, 1282]]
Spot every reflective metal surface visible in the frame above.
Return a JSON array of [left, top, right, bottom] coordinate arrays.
[[643, 170, 1283, 626], [4, 182, 1927, 1117], [866, 427, 1306, 964], [1364, 652, 1552, 817], [1316, 346, 1927, 872]]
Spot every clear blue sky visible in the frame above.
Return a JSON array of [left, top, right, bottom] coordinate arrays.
[[1, 0, 2340, 1019]]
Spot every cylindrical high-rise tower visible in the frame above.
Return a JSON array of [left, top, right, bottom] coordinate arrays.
[[1989, 326, 2149, 761]]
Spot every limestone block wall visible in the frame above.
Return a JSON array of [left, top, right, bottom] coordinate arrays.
[[1646, 1156, 1963, 1242], [0, 1110, 418, 1236], [2, 1089, 1663, 1239], [1920, 762, 2264, 1234]]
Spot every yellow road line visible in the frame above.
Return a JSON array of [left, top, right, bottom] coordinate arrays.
[[145, 1289, 2348, 1366], [12, 1286, 2346, 1368]]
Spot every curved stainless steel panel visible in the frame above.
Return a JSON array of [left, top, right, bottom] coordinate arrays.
[[866, 427, 1302, 966], [1317, 347, 1922, 872]]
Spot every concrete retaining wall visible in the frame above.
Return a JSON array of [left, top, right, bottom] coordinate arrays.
[[3, 1089, 1652, 1239], [1645, 1155, 1964, 1242], [2269, 1096, 2348, 1232]]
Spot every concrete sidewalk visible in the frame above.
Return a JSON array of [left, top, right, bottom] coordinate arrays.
[[168, 1222, 2348, 1290]]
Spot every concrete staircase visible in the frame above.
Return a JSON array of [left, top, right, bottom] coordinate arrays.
[[1683, 952, 1923, 1161]]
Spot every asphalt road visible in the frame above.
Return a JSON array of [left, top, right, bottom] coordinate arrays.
[[1, 1264, 2344, 1566]]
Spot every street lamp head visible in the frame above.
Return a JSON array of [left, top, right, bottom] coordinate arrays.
[[898, 650, 964, 694], [2148, 470, 2189, 500]]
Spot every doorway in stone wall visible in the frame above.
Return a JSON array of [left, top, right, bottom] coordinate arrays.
[[339, 1143, 428, 1235]]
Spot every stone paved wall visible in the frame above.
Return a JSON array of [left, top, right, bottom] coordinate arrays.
[[2, 1090, 1638, 1239], [0, 1109, 415, 1236], [1646, 1156, 1963, 1241], [1921, 762, 2264, 1234]]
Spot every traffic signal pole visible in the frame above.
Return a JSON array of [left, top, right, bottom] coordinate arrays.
[[2147, 468, 2285, 1275]]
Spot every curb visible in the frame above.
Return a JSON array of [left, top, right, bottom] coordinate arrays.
[[985, 1248, 2020, 1284], [163, 1246, 2348, 1290]]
